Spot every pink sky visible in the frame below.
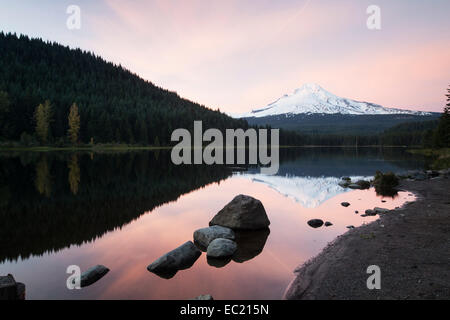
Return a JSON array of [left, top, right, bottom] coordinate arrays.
[[0, 0, 449, 113]]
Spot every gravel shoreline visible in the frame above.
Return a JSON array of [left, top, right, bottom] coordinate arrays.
[[284, 176, 450, 300]]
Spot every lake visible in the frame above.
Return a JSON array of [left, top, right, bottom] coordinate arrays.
[[0, 147, 427, 299]]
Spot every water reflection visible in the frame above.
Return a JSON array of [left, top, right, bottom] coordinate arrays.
[[0, 148, 424, 299]]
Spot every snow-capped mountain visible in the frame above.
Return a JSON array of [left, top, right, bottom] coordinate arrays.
[[237, 83, 431, 118]]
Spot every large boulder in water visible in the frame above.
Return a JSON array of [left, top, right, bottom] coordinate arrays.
[[209, 195, 270, 230], [147, 241, 201, 279], [193, 226, 235, 249]]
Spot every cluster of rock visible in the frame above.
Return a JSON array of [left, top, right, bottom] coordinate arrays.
[[147, 195, 271, 279], [307, 219, 333, 229], [398, 169, 449, 181], [361, 207, 390, 217], [338, 177, 371, 190]]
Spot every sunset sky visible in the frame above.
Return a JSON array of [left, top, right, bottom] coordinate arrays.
[[0, 0, 449, 113]]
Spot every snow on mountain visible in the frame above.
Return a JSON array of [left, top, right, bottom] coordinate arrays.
[[236, 83, 431, 118], [243, 173, 372, 208]]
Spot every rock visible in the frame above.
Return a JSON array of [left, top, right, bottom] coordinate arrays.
[[81, 265, 110, 287], [324, 222, 333, 227], [338, 181, 350, 188], [348, 184, 363, 189], [193, 226, 235, 249], [307, 219, 324, 228], [374, 207, 390, 214], [342, 177, 351, 181], [147, 241, 201, 279], [427, 170, 439, 178], [194, 294, 214, 300], [364, 209, 377, 216], [232, 229, 270, 263], [414, 173, 427, 181], [355, 211, 359, 214], [207, 238, 237, 258], [346, 225, 355, 229], [209, 195, 270, 230], [355, 180, 371, 189], [0, 274, 25, 300], [207, 256, 232, 268], [341, 202, 351, 207]]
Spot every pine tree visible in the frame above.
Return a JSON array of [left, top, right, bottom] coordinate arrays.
[[34, 100, 53, 144], [0, 91, 11, 138], [433, 86, 450, 148], [67, 103, 81, 144]]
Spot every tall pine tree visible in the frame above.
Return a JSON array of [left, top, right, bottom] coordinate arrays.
[[34, 100, 52, 144], [67, 103, 81, 144]]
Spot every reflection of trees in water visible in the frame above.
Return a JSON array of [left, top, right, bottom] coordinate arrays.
[[0, 151, 232, 263], [35, 156, 52, 197], [67, 155, 80, 195]]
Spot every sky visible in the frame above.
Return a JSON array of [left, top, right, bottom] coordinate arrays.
[[0, 0, 449, 114]]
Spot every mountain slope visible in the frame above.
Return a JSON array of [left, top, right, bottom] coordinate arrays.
[[238, 83, 439, 135], [238, 83, 431, 118], [0, 33, 248, 144]]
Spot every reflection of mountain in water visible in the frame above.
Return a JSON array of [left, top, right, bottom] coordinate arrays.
[[249, 175, 370, 208], [0, 151, 232, 263], [244, 147, 426, 208]]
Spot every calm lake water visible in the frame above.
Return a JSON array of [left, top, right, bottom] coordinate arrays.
[[0, 148, 427, 300]]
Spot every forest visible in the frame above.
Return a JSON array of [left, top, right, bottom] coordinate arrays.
[[0, 33, 448, 148]]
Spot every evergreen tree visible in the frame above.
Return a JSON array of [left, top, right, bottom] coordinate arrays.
[[34, 100, 52, 144], [433, 86, 450, 148], [0, 91, 11, 138], [67, 103, 80, 144]]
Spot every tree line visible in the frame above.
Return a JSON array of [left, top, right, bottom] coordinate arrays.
[[0, 33, 448, 148]]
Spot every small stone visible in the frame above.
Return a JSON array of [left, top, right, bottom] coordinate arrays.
[[307, 219, 324, 228], [194, 294, 214, 300]]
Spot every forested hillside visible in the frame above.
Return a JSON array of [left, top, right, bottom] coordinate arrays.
[[0, 32, 248, 145]]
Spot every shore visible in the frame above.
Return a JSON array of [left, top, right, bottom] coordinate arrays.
[[284, 174, 450, 300]]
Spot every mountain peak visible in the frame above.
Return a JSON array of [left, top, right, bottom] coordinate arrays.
[[237, 84, 431, 118]]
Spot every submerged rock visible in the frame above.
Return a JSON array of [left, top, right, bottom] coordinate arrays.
[[207, 256, 232, 268], [147, 241, 201, 279], [209, 195, 270, 230], [194, 225, 235, 249], [307, 219, 324, 228], [207, 238, 237, 258], [81, 265, 110, 287], [194, 294, 214, 300]]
